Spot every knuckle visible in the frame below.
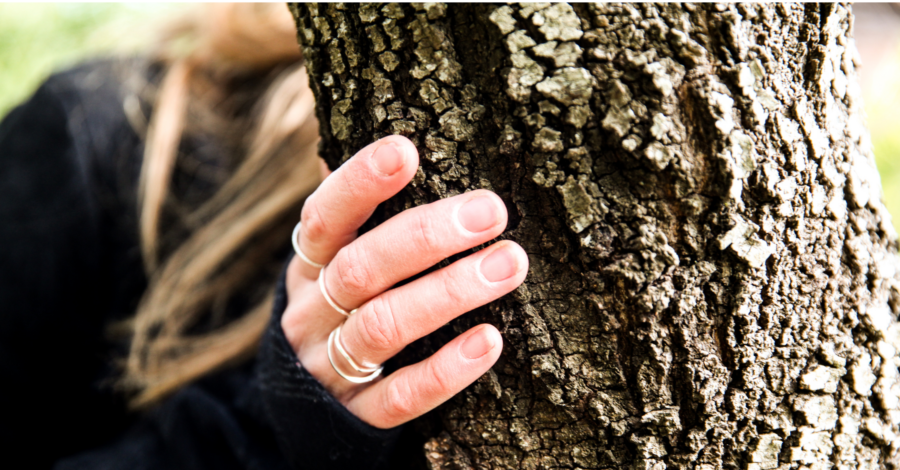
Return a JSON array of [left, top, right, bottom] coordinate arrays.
[[300, 198, 328, 242], [332, 243, 373, 297], [382, 376, 417, 423], [438, 267, 469, 306], [358, 297, 401, 352], [422, 358, 451, 395], [412, 211, 442, 252]]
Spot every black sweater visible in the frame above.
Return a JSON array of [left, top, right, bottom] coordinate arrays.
[[0, 60, 399, 469]]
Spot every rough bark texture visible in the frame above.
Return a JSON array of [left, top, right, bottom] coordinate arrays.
[[289, 3, 900, 469]]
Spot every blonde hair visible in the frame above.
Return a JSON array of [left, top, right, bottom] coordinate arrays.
[[121, 4, 320, 407]]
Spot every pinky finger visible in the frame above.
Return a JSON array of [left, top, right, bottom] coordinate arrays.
[[345, 324, 503, 429]]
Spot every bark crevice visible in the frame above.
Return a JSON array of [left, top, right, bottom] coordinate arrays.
[[291, 3, 900, 469]]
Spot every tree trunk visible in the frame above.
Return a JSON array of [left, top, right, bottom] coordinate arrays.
[[289, 3, 900, 469]]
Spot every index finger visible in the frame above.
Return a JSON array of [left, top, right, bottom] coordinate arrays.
[[296, 135, 419, 277]]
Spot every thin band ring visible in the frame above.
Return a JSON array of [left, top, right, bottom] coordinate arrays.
[[328, 324, 383, 384], [292, 222, 325, 269], [318, 265, 358, 317], [333, 323, 380, 373]]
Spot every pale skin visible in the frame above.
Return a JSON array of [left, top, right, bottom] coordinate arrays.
[[282, 135, 528, 429]]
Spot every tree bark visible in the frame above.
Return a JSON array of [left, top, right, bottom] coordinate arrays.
[[289, 3, 900, 469]]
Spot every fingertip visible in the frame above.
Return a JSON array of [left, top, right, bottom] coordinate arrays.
[[460, 324, 503, 361], [371, 141, 406, 176], [479, 240, 529, 284], [483, 190, 509, 230], [482, 324, 504, 358], [376, 135, 420, 169], [508, 242, 530, 277], [470, 189, 508, 217], [502, 241, 529, 280], [453, 190, 508, 239]]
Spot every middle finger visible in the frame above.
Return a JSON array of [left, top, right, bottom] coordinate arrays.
[[321, 189, 508, 316], [340, 240, 528, 368]]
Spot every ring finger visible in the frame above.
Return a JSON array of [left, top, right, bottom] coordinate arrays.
[[339, 240, 528, 368], [315, 189, 509, 325], [288, 135, 419, 283]]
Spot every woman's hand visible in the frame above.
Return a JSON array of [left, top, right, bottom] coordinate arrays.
[[281, 135, 528, 429]]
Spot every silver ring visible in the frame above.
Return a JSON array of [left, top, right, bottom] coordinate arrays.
[[328, 323, 383, 384], [333, 323, 380, 373], [318, 265, 358, 317], [292, 222, 325, 269]]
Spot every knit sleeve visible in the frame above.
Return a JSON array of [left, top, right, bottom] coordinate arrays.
[[54, 260, 402, 470], [0, 77, 121, 468], [254, 260, 403, 470]]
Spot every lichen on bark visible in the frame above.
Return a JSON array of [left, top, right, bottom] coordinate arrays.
[[290, 3, 900, 469]]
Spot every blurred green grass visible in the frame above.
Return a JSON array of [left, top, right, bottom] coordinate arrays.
[[864, 55, 900, 234], [0, 3, 188, 118], [2, 3, 900, 233]]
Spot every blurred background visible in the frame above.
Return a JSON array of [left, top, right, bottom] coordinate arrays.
[[2, 3, 900, 230], [0, 3, 188, 116]]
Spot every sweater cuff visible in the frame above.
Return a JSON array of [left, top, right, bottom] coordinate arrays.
[[256, 257, 401, 470]]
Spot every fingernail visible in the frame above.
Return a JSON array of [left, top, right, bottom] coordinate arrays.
[[480, 246, 518, 282], [458, 196, 498, 233], [372, 142, 405, 176], [461, 327, 496, 360]]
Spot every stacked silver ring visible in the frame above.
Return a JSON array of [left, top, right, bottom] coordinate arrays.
[[293, 220, 381, 383], [327, 324, 383, 383]]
